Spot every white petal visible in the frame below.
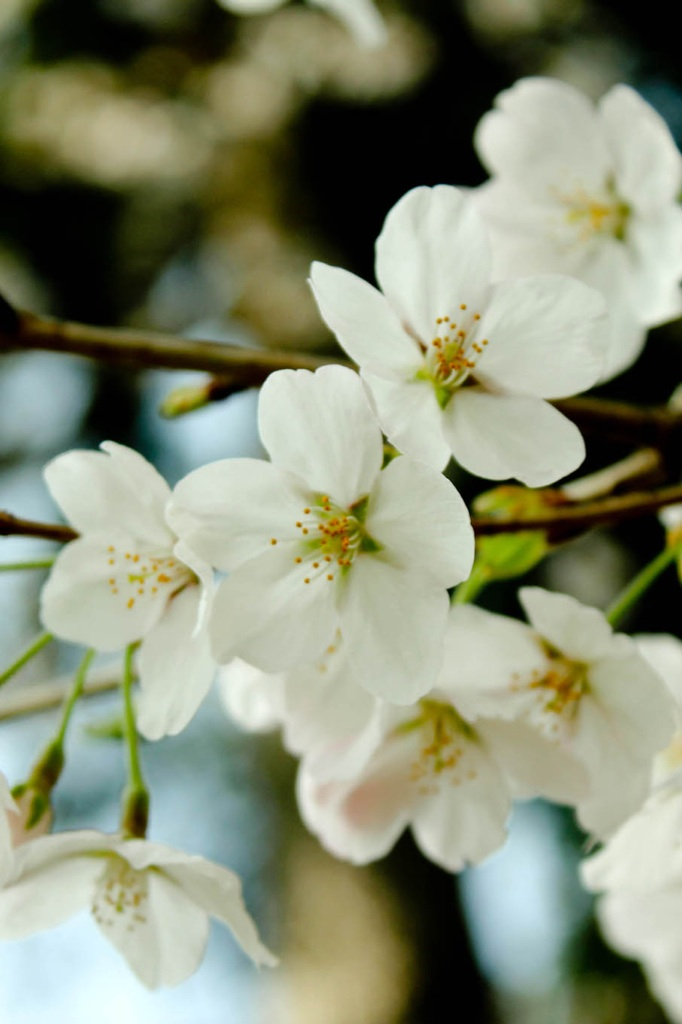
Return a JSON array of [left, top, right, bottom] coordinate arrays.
[[411, 739, 511, 871], [296, 742, 413, 865], [168, 458, 308, 572], [444, 389, 585, 486], [339, 558, 449, 703], [475, 275, 607, 397], [309, 0, 386, 47], [44, 444, 173, 546], [164, 856, 277, 967], [375, 185, 492, 345], [365, 455, 474, 587], [0, 831, 115, 939], [258, 366, 383, 508], [439, 604, 547, 721], [40, 535, 169, 651], [309, 263, 422, 376], [475, 77, 609, 195], [208, 546, 338, 669], [220, 659, 287, 733], [519, 587, 617, 663], [361, 370, 452, 470], [599, 85, 682, 209], [136, 586, 216, 740]]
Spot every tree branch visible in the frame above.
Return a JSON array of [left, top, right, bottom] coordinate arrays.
[[0, 512, 77, 543]]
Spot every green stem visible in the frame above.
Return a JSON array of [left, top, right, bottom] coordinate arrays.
[[120, 644, 148, 838], [0, 631, 52, 688], [0, 559, 55, 572], [54, 648, 95, 747], [606, 544, 682, 629], [452, 567, 489, 605]]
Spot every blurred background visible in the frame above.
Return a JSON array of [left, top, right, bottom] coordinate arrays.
[[0, 0, 681, 1020]]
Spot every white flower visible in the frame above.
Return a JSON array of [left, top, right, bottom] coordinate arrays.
[[168, 364, 474, 704], [214, 0, 386, 48], [445, 590, 676, 837], [310, 185, 607, 485], [474, 77, 682, 380], [297, 697, 514, 872], [635, 633, 682, 785], [40, 442, 216, 740], [0, 830, 276, 988], [581, 783, 682, 1023]]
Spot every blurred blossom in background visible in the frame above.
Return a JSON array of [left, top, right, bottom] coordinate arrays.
[[0, 0, 680, 1020]]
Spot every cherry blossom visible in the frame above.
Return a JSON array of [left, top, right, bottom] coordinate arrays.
[[474, 77, 682, 379], [310, 184, 607, 485], [0, 830, 276, 988], [214, 0, 386, 47], [39, 441, 216, 740], [168, 364, 474, 704], [443, 590, 676, 837]]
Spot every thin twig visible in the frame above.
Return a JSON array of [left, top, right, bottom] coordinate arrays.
[[0, 667, 121, 721], [0, 511, 76, 543]]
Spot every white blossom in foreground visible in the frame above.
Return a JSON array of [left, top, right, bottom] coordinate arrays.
[[214, 0, 386, 48], [169, 365, 474, 704], [310, 185, 607, 485], [474, 77, 682, 380], [290, 608, 584, 871], [580, 633, 682, 1022], [0, 830, 276, 988], [40, 442, 216, 740], [444, 589, 676, 837]]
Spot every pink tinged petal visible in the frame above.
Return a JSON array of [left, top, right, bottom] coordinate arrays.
[[168, 458, 308, 572], [375, 185, 492, 345], [220, 659, 287, 733], [411, 739, 511, 871], [136, 587, 216, 741], [296, 739, 414, 865], [519, 587, 618, 663], [208, 546, 338, 669], [310, 0, 387, 47], [475, 77, 610, 195], [439, 605, 547, 721], [599, 85, 682, 209], [40, 535, 169, 651], [309, 263, 422, 377], [361, 370, 452, 470], [444, 389, 585, 486], [339, 558, 449, 703], [44, 445, 173, 546], [258, 366, 383, 508], [365, 455, 474, 588], [477, 718, 589, 805], [475, 275, 607, 398], [164, 857, 277, 967]]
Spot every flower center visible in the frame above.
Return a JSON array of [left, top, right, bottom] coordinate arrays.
[[105, 544, 195, 611], [274, 493, 380, 585], [557, 181, 630, 244], [92, 854, 149, 933], [396, 699, 478, 795], [416, 305, 489, 408], [520, 653, 589, 738]]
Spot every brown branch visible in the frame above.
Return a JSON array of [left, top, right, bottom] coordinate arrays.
[[0, 298, 344, 379], [0, 511, 77, 543], [470, 482, 682, 541]]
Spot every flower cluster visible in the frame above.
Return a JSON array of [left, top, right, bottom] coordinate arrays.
[[2, 74, 682, 1007]]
